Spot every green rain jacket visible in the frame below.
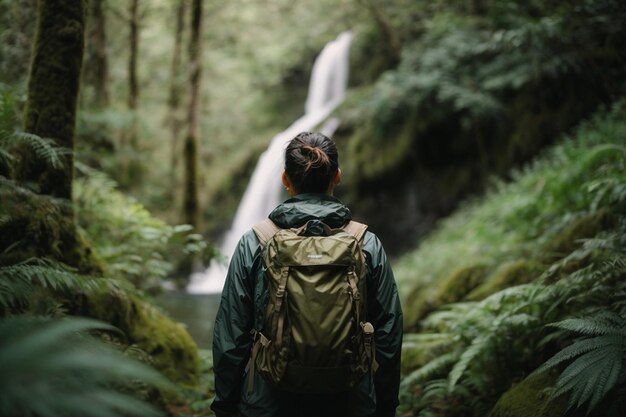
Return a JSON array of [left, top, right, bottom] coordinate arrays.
[[211, 194, 403, 417]]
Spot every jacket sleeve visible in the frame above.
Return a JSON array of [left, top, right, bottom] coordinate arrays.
[[211, 232, 259, 417], [364, 232, 403, 417]]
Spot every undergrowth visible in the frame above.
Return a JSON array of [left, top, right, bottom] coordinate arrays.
[[397, 100, 626, 416]]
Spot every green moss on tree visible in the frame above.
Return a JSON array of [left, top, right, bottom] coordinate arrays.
[[20, 0, 86, 199]]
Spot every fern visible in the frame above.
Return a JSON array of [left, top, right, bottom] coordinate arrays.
[[0, 258, 104, 313], [401, 351, 459, 388], [0, 86, 70, 173], [448, 334, 493, 390], [536, 311, 626, 415], [0, 315, 169, 417]]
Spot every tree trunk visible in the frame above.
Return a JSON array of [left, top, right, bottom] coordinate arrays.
[[182, 0, 203, 228], [168, 0, 187, 189], [119, 0, 139, 184], [21, 0, 86, 199], [128, 0, 139, 148], [83, 0, 110, 108]]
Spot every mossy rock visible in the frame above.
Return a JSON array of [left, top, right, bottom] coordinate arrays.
[[402, 283, 434, 331], [78, 287, 200, 385], [489, 372, 575, 417], [403, 264, 488, 331], [433, 264, 489, 305], [468, 260, 543, 301]]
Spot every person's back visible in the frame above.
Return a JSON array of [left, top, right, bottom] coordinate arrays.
[[211, 132, 403, 417]]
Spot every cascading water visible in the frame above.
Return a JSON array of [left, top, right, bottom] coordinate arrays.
[[187, 32, 353, 294]]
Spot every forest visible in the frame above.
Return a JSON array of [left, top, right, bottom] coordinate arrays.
[[0, 0, 625, 416]]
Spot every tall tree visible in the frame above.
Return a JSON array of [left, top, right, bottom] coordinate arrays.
[[182, 0, 203, 228], [20, 0, 86, 199], [83, 0, 110, 108], [127, 0, 140, 149], [168, 0, 188, 187]]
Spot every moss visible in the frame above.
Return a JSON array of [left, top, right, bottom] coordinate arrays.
[[20, 0, 86, 199], [402, 283, 433, 331], [348, 114, 418, 185], [489, 372, 575, 417], [468, 260, 542, 301], [433, 264, 488, 305], [403, 265, 488, 331], [0, 187, 104, 274], [78, 288, 200, 385]]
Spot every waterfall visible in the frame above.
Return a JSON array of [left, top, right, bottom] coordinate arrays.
[[187, 32, 353, 294]]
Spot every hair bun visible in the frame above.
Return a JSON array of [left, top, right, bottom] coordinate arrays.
[[301, 144, 331, 173]]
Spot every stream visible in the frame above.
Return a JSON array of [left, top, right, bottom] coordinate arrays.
[[156, 291, 221, 349]]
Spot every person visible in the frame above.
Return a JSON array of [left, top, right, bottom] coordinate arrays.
[[211, 131, 403, 417]]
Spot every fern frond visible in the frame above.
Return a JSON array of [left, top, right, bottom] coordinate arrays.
[[0, 148, 13, 165], [8, 132, 71, 170], [535, 335, 621, 374], [0, 258, 101, 310], [0, 316, 169, 417], [402, 352, 459, 388], [551, 343, 622, 413], [448, 334, 492, 390], [501, 313, 539, 327], [549, 313, 626, 337], [589, 358, 622, 414], [422, 379, 449, 401]]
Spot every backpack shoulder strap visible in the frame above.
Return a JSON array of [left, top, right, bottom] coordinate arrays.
[[343, 220, 368, 243], [252, 218, 281, 248]]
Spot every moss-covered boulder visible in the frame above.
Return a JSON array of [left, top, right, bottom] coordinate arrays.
[[78, 287, 200, 385], [468, 260, 542, 301], [489, 372, 574, 417], [403, 264, 488, 330]]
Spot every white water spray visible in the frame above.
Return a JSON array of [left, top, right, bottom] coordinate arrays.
[[187, 32, 353, 294]]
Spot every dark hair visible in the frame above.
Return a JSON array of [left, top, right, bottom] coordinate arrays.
[[285, 132, 339, 194]]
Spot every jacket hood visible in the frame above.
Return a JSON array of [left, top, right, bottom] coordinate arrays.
[[268, 193, 352, 229]]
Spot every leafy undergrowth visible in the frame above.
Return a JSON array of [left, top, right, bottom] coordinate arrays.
[[396, 101, 626, 416], [168, 350, 215, 417]]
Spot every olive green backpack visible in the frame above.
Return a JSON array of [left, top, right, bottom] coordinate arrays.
[[248, 218, 378, 394]]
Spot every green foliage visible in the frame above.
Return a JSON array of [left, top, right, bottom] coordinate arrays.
[[536, 312, 626, 415], [0, 258, 102, 315], [396, 101, 626, 312], [0, 87, 70, 178], [172, 349, 216, 417], [356, 0, 624, 140], [397, 101, 626, 416], [0, 315, 170, 417], [74, 163, 214, 291]]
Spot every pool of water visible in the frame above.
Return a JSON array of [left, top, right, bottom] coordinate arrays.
[[155, 291, 222, 349]]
